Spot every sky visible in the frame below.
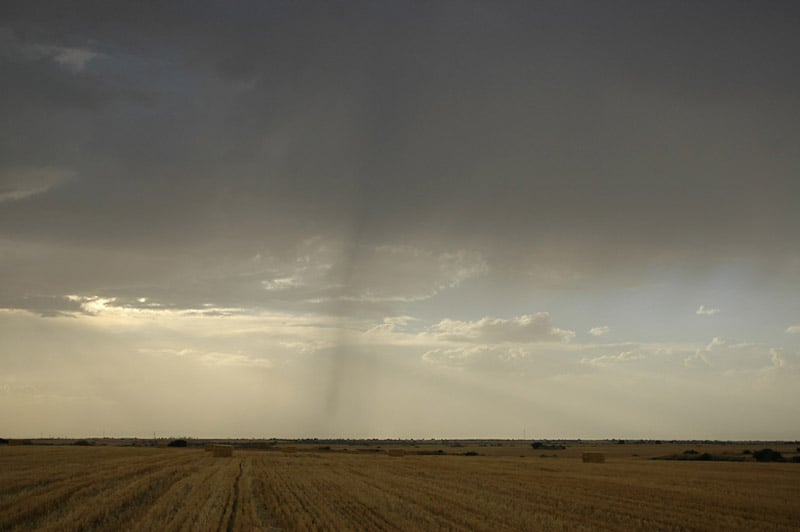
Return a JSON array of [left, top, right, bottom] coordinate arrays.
[[1, 1, 799, 440]]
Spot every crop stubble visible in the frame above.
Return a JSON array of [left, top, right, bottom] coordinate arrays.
[[1, 445, 798, 531]]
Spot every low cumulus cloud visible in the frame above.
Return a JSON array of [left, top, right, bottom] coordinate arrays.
[[422, 345, 530, 369], [0, 167, 73, 203], [365, 316, 418, 335], [339, 246, 488, 303], [0, 28, 100, 71], [258, 241, 488, 303], [0, 237, 487, 317], [696, 305, 720, 315], [683, 337, 790, 374], [431, 313, 575, 343], [137, 347, 272, 369], [589, 326, 609, 336], [581, 350, 643, 367]]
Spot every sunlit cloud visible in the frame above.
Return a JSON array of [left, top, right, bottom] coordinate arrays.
[[365, 316, 418, 334], [0, 167, 73, 203], [422, 345, 530, 369], [137, 347, 272, 368], [696, 305, 720, 315], [48, 46, 100, 70], [431, 313, 575, 344], [1, 29, 100, 71], [589, 326, 610, 336], [262, 277, 302, 291], [785, 325, 800, 334], [581, 350, 643, 366]]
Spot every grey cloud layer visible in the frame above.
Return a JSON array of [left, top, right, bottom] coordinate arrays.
[[1, 1, 799, 313]]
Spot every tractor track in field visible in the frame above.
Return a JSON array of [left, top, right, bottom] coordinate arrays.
[[225, 460, 244, 532]]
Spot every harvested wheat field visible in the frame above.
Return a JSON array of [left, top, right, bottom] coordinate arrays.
[[1, 444, 798, 531]]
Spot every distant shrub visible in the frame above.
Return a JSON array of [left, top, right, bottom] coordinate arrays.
[[73, 440, 94, 446], [168, 439, 188, 448], [531, 442, 565, 450], [654, 452, 744, 462], [417, 449, 446, 455], [743, 450, 752, 455], [0, 438, 8, 445], [463, 451, 479, 456], [753, 449, 784, 462], [683, 449, 698, 455]]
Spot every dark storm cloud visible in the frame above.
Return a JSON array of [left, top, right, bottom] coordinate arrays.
[[1, 1, 799, 312]]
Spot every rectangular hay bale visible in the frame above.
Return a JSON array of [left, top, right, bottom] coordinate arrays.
[[582, 452, 605, 463], [213, 445, 233, 457]]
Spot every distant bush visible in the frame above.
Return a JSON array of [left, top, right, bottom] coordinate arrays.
[[791, 456, 800, 463], [168, 439, 188, 448], [531, 442, 565, 450], [463, 451, 479, 456], [742, 450, 751, 455], [752, 449, 784, 462], [654, 452, 744, 462], [73, 440, 94, 446], [682, 449, 698, 455], [0, 438, 8, 445], [416, 449, 446, 456]]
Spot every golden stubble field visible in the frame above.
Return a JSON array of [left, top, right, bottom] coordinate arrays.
[[1, 442, 798, 531]]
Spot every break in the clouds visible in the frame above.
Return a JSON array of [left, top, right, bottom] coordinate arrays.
[[1, 1, 799, 440]]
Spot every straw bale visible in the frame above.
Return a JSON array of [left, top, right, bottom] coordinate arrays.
[[582, 452, 605, 463], [213, 445, 233, 457]]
